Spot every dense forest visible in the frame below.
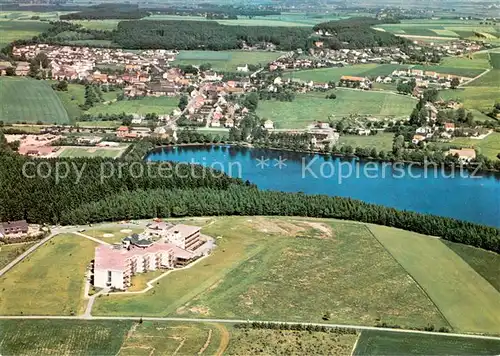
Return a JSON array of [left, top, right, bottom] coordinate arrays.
[[0, 149, 245, 224], [112, 20, 313, 50], [111, 17, 407, 51], [60, 4, 151, 20], [62, 186, 500, 253]]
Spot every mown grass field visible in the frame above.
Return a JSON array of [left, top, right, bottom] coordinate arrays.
[[353, 330, 500, 355], [118, 321, 224, 355], [94, 217, 448, 330], [369, 225, 500, 334], [256, 89, 416, 128], [0, 234, 96, 315], [443, 241, 500, 292], [0, 77, 70, 124], [338, 133, 395, 151], [0, 20, 50, 48], [448, 132, 500, 161], [87, 96, 179, 116], [226, 328, 358, 355], [0, 319, 131, 355], [0, 242, 35, 269], [56, 145, 129, 159], [174, 50, 282, 72]]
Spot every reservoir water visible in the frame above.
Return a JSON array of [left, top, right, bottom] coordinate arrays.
[[147, 145, 500, 228]]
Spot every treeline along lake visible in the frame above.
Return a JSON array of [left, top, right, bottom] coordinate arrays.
[[146, 145, 500, 228]]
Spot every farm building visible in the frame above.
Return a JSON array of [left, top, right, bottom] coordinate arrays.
[[0, 220, 28, 237]]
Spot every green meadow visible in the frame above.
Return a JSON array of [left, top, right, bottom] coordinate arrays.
[[256, 89, 416, 129]]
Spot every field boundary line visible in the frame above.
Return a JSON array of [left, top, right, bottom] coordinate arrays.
[[350, 332, 361, 356], [363, 225, 453, 331]]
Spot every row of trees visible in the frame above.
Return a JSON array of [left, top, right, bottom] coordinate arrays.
[[61, 186, 500, 253]]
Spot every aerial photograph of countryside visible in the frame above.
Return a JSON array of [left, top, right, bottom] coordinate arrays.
[[0, 0, 499, 354]]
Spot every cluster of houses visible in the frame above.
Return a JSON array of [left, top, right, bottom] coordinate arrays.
[[93, 222, 212, 290], [391, 68, 471, 91]]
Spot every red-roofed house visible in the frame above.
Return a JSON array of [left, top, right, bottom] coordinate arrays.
[[116, 126, 129, 138]]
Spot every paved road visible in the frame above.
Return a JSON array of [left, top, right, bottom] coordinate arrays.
[[0, 315, 499, 341]]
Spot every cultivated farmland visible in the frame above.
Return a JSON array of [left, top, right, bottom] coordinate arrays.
[[490, 52, 500, 69], [353, 330, 500, 355], [256, 89, 416, 128], [0, 77, 70, 124], [0, 233, 96, 315], [369, 225, 500, 334], [0, 319, 131, 355]]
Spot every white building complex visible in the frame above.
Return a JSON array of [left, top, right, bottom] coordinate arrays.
[[93, 223, 207, 290]]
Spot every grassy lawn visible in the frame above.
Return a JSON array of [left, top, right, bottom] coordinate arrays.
[[353, 330, 500, 355], [438, 87, 499, 112], [226, 327, 358, 355], [256, 89, 416, 129], [56, 145, 129, 159], [369, 225, 500, 334], [87, 97, 179, 116], [0, 319, 131, 355], [174, 50, 281, 72], [0, 242, 35, 269], [0, 234, 96, 315], [338, 133, 394, 151], [448, 132, 500, 161], [0, 20, 50, 48], [443, 241, 500, 292], [0, 77, 70, 124], [94, 217, 447, 330]]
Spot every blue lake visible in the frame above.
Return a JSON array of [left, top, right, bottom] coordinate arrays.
[[147, 145, 500, 228]]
